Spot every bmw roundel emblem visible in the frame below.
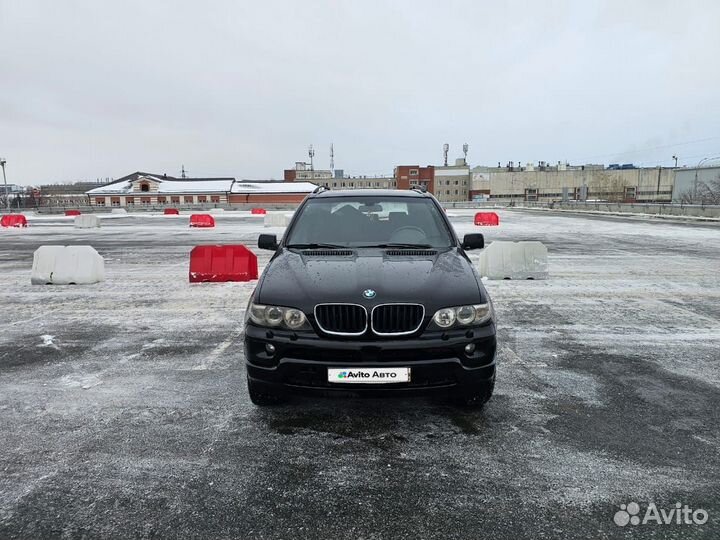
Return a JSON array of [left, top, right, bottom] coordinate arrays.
[[363, 289, 376, 299]]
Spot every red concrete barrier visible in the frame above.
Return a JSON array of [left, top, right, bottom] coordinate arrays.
[[251, 208, 266, 215], [474, 212, 500, 226], [189, 245, 258, 283], [164, 208, 180, 215], [1, 214, 28, 228], [189, 214, 215, 228], [65, 210, 81, 216]]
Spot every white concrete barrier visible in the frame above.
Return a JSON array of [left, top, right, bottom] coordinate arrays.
[[111, 208, 127, 214], [263, 213, 292, 227], [475, 241, 548, 280], [31, 246, 105, 285], [74, 215, 101, 228], [209, 208, 225, 214]]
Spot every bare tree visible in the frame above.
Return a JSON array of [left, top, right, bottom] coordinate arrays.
[[696, 174, 720, 205], [589, 171, 630, 202], [679, 189, 695, 204]]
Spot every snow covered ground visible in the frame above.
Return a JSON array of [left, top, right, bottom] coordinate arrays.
[[1, 209, 719, 539]]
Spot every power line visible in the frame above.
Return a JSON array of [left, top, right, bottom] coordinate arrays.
[[574, 136, 720, 162]]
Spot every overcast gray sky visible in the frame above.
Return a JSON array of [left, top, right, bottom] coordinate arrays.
[[1, 0, 719, 184]]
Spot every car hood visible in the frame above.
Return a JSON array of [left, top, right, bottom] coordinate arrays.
[[257, 248, 485, 311]]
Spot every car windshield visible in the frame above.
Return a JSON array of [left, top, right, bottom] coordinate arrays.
[[286, 196, 454, 248]]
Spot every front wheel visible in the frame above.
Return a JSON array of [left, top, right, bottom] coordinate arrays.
[[455, 377, 495, 408], [247, 376, 285, 406]]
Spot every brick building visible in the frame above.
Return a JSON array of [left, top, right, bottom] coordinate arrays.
[[394, 165, 434, 192], [86, 172, 317, 207]]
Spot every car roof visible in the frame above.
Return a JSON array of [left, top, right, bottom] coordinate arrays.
[[310, 188, 428, 198]]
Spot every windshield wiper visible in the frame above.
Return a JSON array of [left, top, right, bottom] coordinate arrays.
[[285, 243, 347, 250], [356, 243, 434, 249]]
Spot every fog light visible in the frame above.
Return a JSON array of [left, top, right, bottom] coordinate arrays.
[[464, 343, 476, 355], [265, 343, 276, 355]]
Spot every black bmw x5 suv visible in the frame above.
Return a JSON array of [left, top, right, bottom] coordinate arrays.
[[244, 188, 496, 407]]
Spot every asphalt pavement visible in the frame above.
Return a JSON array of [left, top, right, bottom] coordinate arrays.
[[0, 210, 719, 539]]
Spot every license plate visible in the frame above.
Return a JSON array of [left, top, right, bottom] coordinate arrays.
[[327, 367, 411, 384]]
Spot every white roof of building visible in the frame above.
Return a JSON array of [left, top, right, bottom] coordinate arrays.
[[434, 168, 470, 177], [87, 176, 318, 195], [231, 181, 318, 193], [87, 179, 233, 195]]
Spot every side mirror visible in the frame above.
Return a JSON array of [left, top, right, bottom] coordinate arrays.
[[258, 234, 279, 251], [461, 233, 484, 251]]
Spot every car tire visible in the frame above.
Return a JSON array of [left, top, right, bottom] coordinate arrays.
[[247, 377, 285, 406], [455, 377, 495, 408]]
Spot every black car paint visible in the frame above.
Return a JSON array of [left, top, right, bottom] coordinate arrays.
[[257, 248, 486, 314], [245, 189, 496, 401]]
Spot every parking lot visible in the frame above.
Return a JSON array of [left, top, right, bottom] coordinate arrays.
[[1, 209, 719, 539]]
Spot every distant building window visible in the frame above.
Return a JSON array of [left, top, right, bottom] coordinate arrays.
[[95, 198, 105, 206], [211, 195, 220, 203], [184, 196, 194, 203], [140, 197, 151, 205], [140, 183, 150, 192], [410, 169, 419, 176], [110, 197, 120, 207], [198, 195, 207, 203], [157, 196, 167, 204], [126, 197, 135, 205], [171, 196, 180, 204]]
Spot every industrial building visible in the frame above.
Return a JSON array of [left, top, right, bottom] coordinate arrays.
[[283, 162, 333, 182], [433, 160, 471, 202], [285, 161, 396, 190], [286, 154, 679, 204], [474, 165, 676, 203], [17, 154, 719, 210], [672, 165, 720, 203], [37, 181, 108, 207]]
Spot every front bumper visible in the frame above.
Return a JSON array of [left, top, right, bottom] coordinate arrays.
[[244, 323, 496, 395]]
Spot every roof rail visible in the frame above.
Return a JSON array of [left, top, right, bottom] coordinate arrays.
[[312, 185, 330, 194], [409, 185, 427, 193]]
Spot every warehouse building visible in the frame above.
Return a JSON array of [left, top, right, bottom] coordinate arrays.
[[480, 166, 675, 203], [227, 180, 321, 204], [672, 165, 720, 203]]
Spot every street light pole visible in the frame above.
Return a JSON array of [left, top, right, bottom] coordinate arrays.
[[0, 159, 8, 210]]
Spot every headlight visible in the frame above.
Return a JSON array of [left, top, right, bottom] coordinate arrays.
[[283, 308, 307, 329], [432, 303, 493, 329], [456, 305, 476, 325], [248, 303, 309, 330], [265, 306, 284, 327], [433, 307, 456, 328]]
